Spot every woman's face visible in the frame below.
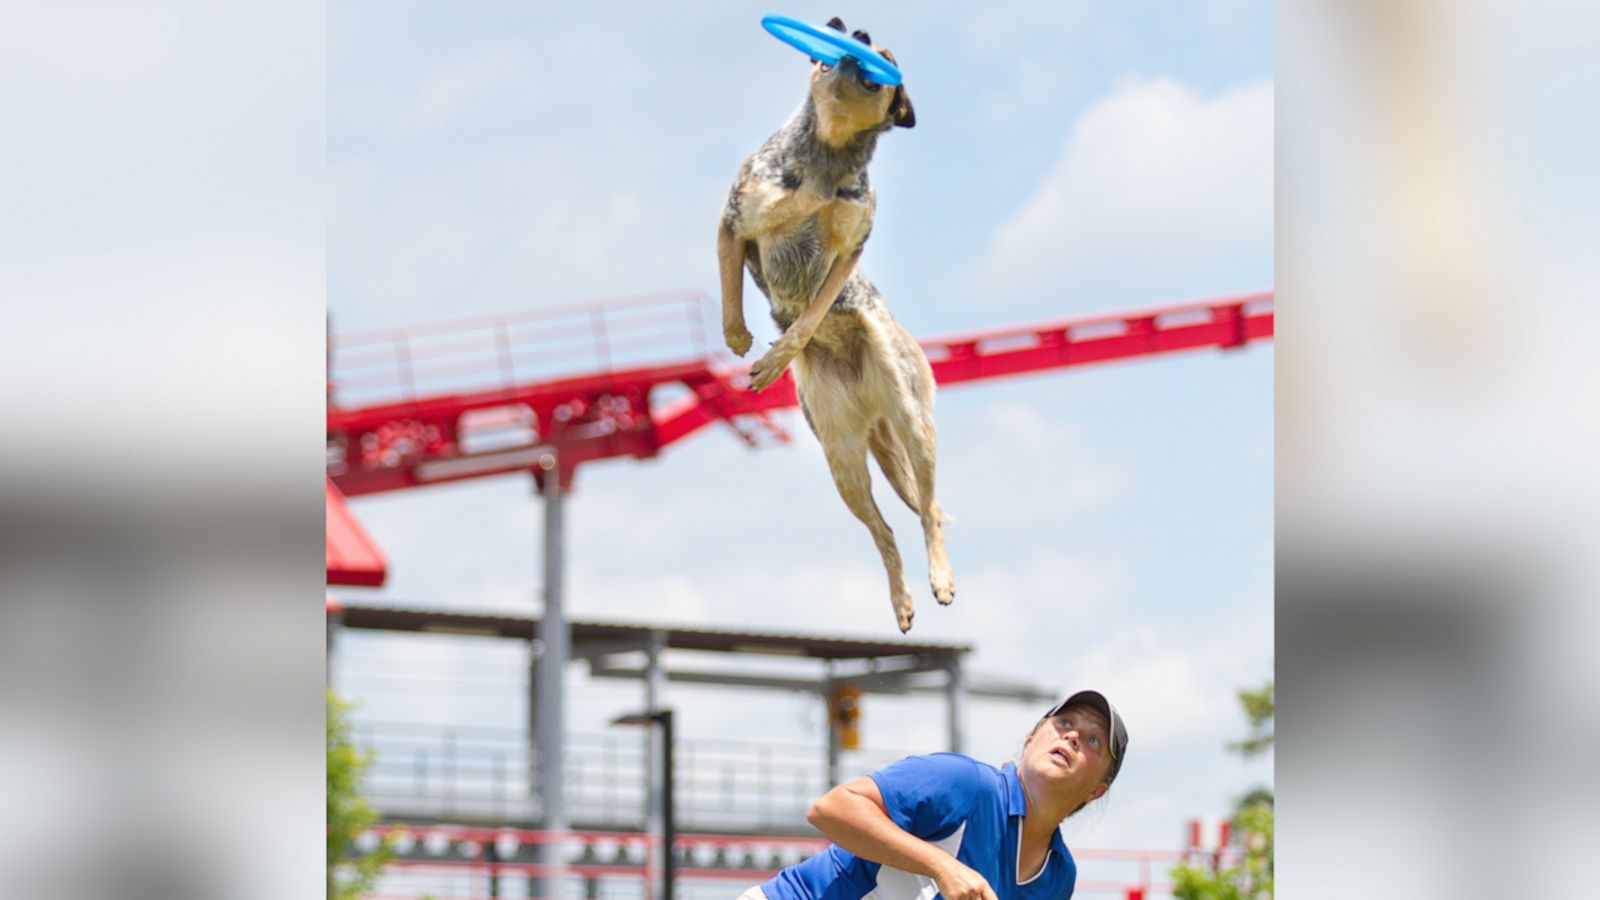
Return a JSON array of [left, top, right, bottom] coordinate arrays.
[[1019, 704, 1114, 809]]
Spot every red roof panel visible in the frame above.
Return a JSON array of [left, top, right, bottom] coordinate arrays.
[[326, 478, 387, 587]]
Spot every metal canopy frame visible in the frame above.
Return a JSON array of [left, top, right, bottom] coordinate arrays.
[[328, 599, 1056, 777], [329, 594, 1054, 895], [329, 602, 1051, 698]]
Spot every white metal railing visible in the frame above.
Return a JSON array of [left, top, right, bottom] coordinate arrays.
[[354, 719, 908, 832]]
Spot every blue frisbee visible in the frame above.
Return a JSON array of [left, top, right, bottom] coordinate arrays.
[[761, 14, 903, 87]]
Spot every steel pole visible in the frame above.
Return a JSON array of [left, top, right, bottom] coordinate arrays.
[[945, 653, 965, 753], [824, 662, 840, 788], [536, 452, 569, 898], [659, 708, 675, 900], [645, 631, 667, 899]]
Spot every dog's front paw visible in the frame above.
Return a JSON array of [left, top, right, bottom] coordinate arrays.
[[748, 342, 795, 391], [723, 322, 753, 357]]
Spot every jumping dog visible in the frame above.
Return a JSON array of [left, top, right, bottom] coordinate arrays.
[[717, 18, 952, 632]]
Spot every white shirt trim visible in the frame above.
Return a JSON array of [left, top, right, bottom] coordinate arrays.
[[1013, 827, 1051, 886], [861, 824, 967, 900]]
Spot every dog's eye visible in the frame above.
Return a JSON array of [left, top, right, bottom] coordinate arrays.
[[857, 71, 880, 92]]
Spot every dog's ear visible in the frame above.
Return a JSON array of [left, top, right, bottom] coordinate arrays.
[[889, 85, 916, 128], [878, 49, 916, 128], [851, 29, 871, 45], [826, 17, 846, 32]]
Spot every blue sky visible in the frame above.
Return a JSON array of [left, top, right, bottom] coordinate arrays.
[[328, 0, 1273, 860]]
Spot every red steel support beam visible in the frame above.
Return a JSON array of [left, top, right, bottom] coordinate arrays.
[[328, 292, 1272, 498]]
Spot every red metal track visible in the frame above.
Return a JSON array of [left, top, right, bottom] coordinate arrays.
[[354, 824, 1196, 898], [327, 290, 1271, 497]]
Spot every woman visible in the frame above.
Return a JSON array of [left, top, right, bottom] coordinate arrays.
[[742, 690, 1127, 900]]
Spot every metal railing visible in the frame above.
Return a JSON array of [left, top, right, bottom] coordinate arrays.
[[354, 719, 908, 833], [329, 289, 712, 411]]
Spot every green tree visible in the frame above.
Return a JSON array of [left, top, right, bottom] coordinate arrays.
[[328, 690, 393, 899], [1170, 679, 1274, 900], [1228, 681, 1274, 759]]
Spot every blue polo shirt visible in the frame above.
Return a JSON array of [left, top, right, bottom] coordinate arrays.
[[761, 754, 1077, 900]]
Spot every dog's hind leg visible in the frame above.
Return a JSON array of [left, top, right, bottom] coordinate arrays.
[[868, 418, 921, 514], [885, 367, 954, 606], [822, 435, 917, 632]]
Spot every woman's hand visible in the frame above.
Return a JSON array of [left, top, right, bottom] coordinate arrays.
[[930, 857, 998, 900]]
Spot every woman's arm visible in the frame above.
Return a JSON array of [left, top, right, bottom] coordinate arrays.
[[806, 777, 998, 900]]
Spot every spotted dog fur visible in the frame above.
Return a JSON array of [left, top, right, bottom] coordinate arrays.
[[717, 18, 952, 632]]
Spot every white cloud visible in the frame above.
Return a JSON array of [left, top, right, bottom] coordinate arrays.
[[1075, 632, 1224, 744], [1197, 0, 1273, 39], [940, 399, 1137, 537], [970, 77, 1273, 305], [412, 47, 524, 132], [328, 147, 717, 331], [938, 549, 1131, 664], [576, 572, 715, 626]]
